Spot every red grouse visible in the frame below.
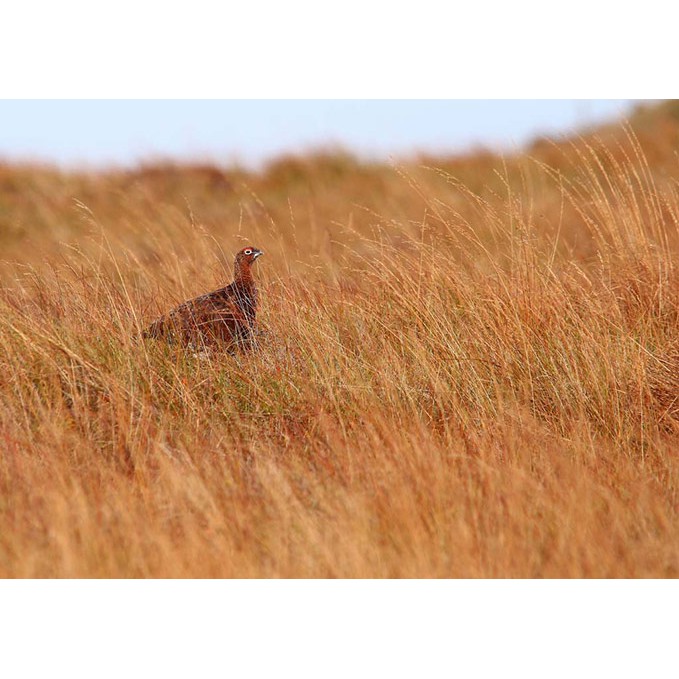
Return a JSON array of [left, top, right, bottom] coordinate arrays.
[[143, 246, 263, 349]]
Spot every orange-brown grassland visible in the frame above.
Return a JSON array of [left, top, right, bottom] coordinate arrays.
[[1, 102, 678, 577]]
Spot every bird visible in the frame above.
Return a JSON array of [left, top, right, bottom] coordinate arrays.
[[142, 246, 264, 349]]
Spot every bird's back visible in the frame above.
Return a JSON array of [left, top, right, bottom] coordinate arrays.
[[143, 280, 258, 348]]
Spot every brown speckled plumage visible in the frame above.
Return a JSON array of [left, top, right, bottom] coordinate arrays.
[[143, 246, 263, 349]]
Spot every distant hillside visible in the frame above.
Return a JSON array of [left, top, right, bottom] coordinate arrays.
[[1, 100, 678, 271]]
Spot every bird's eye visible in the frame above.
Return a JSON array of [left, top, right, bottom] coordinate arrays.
[[244, 249, 252, 255]]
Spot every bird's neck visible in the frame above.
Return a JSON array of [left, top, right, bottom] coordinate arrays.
[[234, 265, 255, 287]]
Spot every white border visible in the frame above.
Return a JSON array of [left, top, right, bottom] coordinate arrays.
[[2, 1, 676, 97], [1, 580, 676, 678]]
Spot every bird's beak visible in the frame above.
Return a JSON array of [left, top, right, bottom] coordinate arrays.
[[253, 250, 264, 260]]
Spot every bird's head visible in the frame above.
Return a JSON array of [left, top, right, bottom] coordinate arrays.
[[234, 246, 264, 280]]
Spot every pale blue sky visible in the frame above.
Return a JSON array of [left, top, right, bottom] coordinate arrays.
[[0, 100, 639, 168]]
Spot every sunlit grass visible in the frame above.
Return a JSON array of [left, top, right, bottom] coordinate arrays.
[[0, 117, 678, 577]]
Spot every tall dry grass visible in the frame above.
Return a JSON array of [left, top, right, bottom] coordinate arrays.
[[0, 115, 678, 577]]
